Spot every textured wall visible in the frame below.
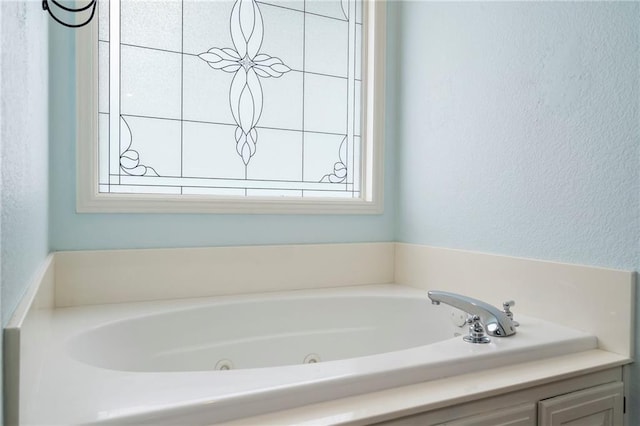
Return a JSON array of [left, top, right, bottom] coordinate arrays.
[[396, 2, 639, 270], [394, 1, 639, 421], [0, 1, 49, 326], [48, 4, 397, 251], [1, 1, 49, 423]]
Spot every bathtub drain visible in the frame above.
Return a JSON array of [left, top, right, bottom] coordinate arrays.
[[303, 353, 321, 364], [215, 359, 234, 370]]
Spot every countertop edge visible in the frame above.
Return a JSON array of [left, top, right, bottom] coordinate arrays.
[[219, 349, 630, 426]]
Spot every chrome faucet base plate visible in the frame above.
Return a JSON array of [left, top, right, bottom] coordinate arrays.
[[463, 335, 491, 344]]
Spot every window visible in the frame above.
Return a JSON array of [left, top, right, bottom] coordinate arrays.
[[77, 0, 385, 213]]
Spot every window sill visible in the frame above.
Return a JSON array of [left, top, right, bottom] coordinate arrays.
[[76, 193, 383, 214]]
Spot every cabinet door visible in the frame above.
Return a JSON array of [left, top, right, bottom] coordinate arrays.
[[538, 382, 624, 426], [434, 403, 536, 426]]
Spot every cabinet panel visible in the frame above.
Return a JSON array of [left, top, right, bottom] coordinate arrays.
[[435, 403, 536, 426], [379, 403, 536, 426], [538, 382, 623, 426]]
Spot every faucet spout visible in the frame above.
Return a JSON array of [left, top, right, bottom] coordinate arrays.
[[427, 290, 516, 337]]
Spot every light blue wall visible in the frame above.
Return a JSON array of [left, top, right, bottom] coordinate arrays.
[[1, 1, 50, 423], [1, 1, 49, 327], [394, 1, 639, 422], [396, 1, 639, 270], [48, 5, 398, 251]]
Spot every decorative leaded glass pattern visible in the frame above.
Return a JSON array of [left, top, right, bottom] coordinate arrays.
[[98, 0, 363, 198]]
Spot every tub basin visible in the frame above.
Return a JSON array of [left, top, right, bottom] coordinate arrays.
[[68, 294, 453, 372]]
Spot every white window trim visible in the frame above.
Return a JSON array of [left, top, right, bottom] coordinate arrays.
[[76, 1, 386, 214]]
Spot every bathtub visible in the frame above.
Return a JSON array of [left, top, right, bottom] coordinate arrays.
[[22, 285, 597, 425]]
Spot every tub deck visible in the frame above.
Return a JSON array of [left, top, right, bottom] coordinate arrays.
[[20, 285, 598, 425]]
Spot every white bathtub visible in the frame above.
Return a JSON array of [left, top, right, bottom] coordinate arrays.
[[23, 285, 597, 425]]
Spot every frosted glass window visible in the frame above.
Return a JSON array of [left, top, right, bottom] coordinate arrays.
[[97, 0, 364, 198]]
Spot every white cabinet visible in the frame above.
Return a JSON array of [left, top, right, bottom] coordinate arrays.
[[435, 403, 536, 426], [373, 369, 625, 426], [538, 382, 624, 426]]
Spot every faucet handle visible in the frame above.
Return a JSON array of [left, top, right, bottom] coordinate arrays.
[[502, 300, 520, 327], [463, 315, 491, 344]]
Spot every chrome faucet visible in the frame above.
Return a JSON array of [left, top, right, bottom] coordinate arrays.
[[428, 290, 517, 337]]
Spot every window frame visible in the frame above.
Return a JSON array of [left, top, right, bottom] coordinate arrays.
[[76, 0, 386, 214]]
